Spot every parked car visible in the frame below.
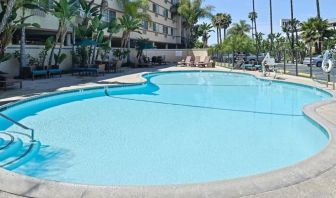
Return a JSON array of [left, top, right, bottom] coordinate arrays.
[[303, 55, 323, 67]]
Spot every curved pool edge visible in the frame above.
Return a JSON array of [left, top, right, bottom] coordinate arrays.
[[0, 68, 335, 197]]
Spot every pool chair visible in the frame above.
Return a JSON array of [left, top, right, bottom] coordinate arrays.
[[193, 56, 201, 67], [198, 56, 211, 67], [31, 66, 48, 80], [241, 62, 255, 70], [0, 76, 22, 90], [177, 56, 191, 67], [48, 65, 63, 78]]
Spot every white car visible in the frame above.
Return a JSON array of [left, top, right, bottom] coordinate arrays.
[[303, 55, 323, 67]]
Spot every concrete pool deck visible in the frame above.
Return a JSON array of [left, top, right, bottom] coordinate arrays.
[[0, 66, 336, 198]]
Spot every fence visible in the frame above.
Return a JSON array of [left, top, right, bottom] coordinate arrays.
[[215, 55, 336, 91]]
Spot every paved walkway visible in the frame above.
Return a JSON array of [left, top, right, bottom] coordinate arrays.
[[0, 66, 336, 198]]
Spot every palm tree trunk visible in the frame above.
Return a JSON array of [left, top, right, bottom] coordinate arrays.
[[251, 20, 254, 40], [219, 28, 222, 44], [20, 8, 27, 69], [269, 0, 274, 54], [57, 29, 67, 65], [0, 0, 16, 34], [224, 28, 227, 40], [309, 44, 312, 78], [49, 25, 62, 66], [252, 0, 259, 63], [109, 34, 113, 48], [316, 0, 320, 19], [216, 28, 219, 45], [290, 0, 295, 64]]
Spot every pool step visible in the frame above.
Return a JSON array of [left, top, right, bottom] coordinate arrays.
[[1, 141, 41, 170], [0, 131, 40, 170], [0, 138, 23, 162]]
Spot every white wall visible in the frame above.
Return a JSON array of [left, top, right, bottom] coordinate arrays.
[[0, 46, 209, 76], [0, 45, 73, 76]]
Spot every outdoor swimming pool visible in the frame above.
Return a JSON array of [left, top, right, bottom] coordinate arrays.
[[0, 71, 332, 185]]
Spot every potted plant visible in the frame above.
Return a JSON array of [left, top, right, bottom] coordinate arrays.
[[113, 49, 130, 69]]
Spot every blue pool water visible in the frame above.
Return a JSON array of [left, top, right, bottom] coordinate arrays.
[[0, 71, 331, 185]]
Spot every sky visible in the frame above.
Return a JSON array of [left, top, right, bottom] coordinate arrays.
[[200, 0, 336, 45]]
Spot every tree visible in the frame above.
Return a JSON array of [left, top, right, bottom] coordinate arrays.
[[197, 22, 213, 48], [106, 19, 122, 48], [301, 18, 319, 77], [212, 13, 223, 44], [17, 0, 43, 68], [177, 0, 213, 48], [119, 15, 142, 48], [248, 12, 256, 39], [0, 0, 16, 34], [316, 0, 320, 19], [117, 0, 150, 21], [251, 0, 260, 63], [221, 34, 254, 67], [221, 13, 232, 40], [48, 0, 78, 66], [290, 0, 295, 63], [228, 20, 251, 36], [0, 0, 40, 67], [314, 18, 330, 53], [269, 0, 274, 54]]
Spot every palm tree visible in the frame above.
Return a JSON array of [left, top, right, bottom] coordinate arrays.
[[16, 0, 43, 68], [198, 23, 214, 48], [221, 13, 232, 40], [228, 20, 251, 36], [0, 0, 16, 34], [117, 0, 150, 21], [269, 0, 274, 54], [119, 15, 142, 49], [251, 0, 260, 62], [48, 0, 78, 66], [177, 0, 214, 48], [212, 13, 223, 44], [289, 18, 300, 46], [107, 19, 122, 48], [313, 18, 330, 53], [301, 18, 319, 77], [316, 0, 320, 19], [248, 11, 257, 39], [290, 0, 295, 64]]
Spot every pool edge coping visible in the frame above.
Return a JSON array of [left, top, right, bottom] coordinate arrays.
[[0, 68, 335, 197]]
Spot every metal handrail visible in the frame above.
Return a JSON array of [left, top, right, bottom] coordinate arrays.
[[0, 113, 35, 142]]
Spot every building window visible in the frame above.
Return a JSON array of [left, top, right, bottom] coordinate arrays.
[[163, 26, 168, 34], [143, 20, 149, 30], [102, 10, 116, 22], [152, 3, 159, 14], [153, 22, 157, 32], [163, 9, 169, 18], [171, 28, 175, 36]]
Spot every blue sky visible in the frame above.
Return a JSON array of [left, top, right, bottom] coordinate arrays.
[[200, 0, 336, 45]]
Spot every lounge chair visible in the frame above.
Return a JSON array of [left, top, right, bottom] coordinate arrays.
[[48, 65, 63, 78], [72, 65, 101, 76], [242, 61, 261, 71], [31, 66, 48, 80], [198, 56, 211, 67], [137, 57, 152, 67], [193, 56, 201, 67], [177, 56, 191, 67], [0, 76, 22, 90]]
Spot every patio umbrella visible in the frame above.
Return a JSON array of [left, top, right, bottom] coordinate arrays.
[[76, 39, 98, 46]]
